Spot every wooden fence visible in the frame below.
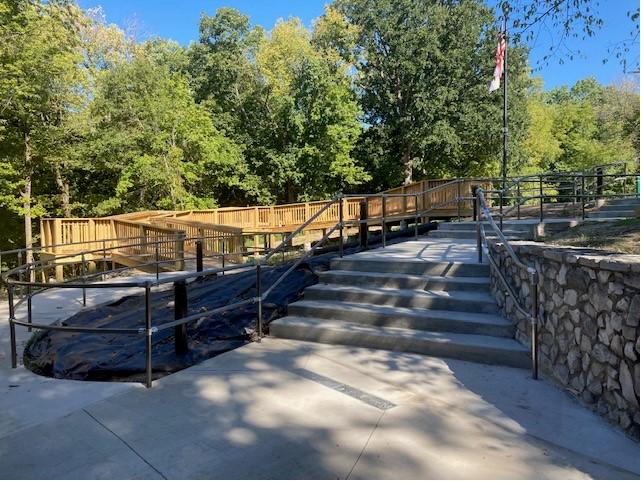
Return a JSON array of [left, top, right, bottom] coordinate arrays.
[[39, 177, 491, 264]]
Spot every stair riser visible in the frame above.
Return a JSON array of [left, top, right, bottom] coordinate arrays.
[[304, 288, 498, 314], [439, 223, 532, 233], [330, 259, 490, 277], [599, 205, 639, 212], [318, 272, 489, 292], [430, 231, 529, 240], [587, 211, 637, 219], [270, 323, 529, 369], [602, 198, 639, 207], [287, 304, 513, 337]]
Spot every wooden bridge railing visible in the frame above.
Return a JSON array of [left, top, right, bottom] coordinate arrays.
[[39, 177, 491, 260]]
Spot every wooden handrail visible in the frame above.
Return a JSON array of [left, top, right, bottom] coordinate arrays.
[[39, 177, 490, 256]]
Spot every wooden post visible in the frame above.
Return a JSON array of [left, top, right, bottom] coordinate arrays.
[[254, 234, 260, 259], [359, 200, 368, 249], [88, 218, 95, 250], [175, 234, 185, 271]]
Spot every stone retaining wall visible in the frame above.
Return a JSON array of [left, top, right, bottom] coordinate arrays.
[[487, 240, 640, 437]]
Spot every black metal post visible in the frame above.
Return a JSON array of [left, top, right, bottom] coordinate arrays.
[[457, 180, 461, 222], [381, 195, 387, 248], [102, 240, 107, 281], [359, 200, 368, 249], [195, 240, 203, 274], [476, 194, 482, 263], [596, 167, 603, 199], [530, 271, 539, 380], [256, 264, 262, 340], [144, 284, 153, 388], [27, 275, 32, 332], [339, 197, 344, 258], [414, 194, 419, 240], [581, 175, 586, 220], [81, 253, 86, 307], [174, 280, 188, 355], [539, 175, 544, 222], [155, 244, 160, 280], [8, 284, 17, 368], [472, 187, 478, 222], [221, 238, 226, 275], [516, 182, 521, 220], [499, 189, 504, 231]]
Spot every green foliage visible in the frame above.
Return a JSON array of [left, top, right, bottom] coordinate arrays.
[[524, 77, 640, 174], [189, 11, 368, 203], [333, 0, 531, 187], [0, 0, 638, 252], [85, 44, 254, 213]]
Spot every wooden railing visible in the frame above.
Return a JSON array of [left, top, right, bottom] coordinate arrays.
[[39, 177, 491, 259], [149, 217, 244, 263]]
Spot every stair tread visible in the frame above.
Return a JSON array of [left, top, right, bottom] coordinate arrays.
[[271, 316, 528, 352], [339, 257, 485, 266], [308, 283, 497, 303], [320, 270, 489, 285], [289, 300, 511, 326]]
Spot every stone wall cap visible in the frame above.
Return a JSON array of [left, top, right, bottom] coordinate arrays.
[[490, 240, 639, 271]]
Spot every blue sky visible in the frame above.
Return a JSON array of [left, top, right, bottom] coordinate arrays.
[[78, 0, 640, 90]]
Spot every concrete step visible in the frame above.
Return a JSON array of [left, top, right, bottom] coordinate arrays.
[[270, 317, 530, 369], [304, 284, 499, 314], [330, 258, 489, 277], [586, 210, 638, 219], [429, 229, 528, 240], [437, 222, 532, 232], [318, 270, 489, 292], [287, 300, 514, 337], [599, 203, 638, 212], [602, 197, 639, 207]]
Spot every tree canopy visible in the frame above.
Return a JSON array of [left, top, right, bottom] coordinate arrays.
[[0, 0, 638, 252]]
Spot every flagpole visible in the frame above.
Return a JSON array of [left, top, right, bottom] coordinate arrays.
[[502, 3, 508, 197]]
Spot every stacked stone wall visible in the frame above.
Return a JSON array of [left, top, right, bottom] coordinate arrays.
[[487, 240, 640, 437]]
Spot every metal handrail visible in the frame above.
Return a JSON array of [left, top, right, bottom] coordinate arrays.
[[6, 167, 638, 387], [476, 187, 539, 379]]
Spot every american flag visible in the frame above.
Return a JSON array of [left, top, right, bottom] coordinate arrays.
[[489, 34, 506, 93]]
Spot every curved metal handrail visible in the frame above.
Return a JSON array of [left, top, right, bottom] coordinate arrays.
[[476, 187, 539, 379]]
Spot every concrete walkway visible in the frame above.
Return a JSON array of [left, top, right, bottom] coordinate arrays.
[[0, 338, 638, 479], [0, 240, 639, 479]]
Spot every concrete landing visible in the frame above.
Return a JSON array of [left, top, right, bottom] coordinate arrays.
[[350, 237, 482, 263], [0, 338, 637, 479]]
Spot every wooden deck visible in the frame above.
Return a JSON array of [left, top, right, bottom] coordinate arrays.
[[39, 178, 489, 272]]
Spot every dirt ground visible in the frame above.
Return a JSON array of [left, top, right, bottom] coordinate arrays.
[[545, 218, 640, 254]]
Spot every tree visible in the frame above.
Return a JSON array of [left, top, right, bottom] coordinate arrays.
[[332, 0, 530, 186], [0, 0, 83, 260], [84, 42, 256, 213], [189, 11, 368, 203], [522, 76, 640, 173], [522, 80, 561, 173]]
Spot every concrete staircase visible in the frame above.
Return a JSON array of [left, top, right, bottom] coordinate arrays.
[[429, 221, 533, 240], [586, 197, 639, 219], [270, 255, 530, 368]]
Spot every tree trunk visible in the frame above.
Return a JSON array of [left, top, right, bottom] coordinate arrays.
[[54, 164, 71, 217], [403, 143, 413, 185], [286, 181, 295, 204], [23, 131, 33, 267]]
